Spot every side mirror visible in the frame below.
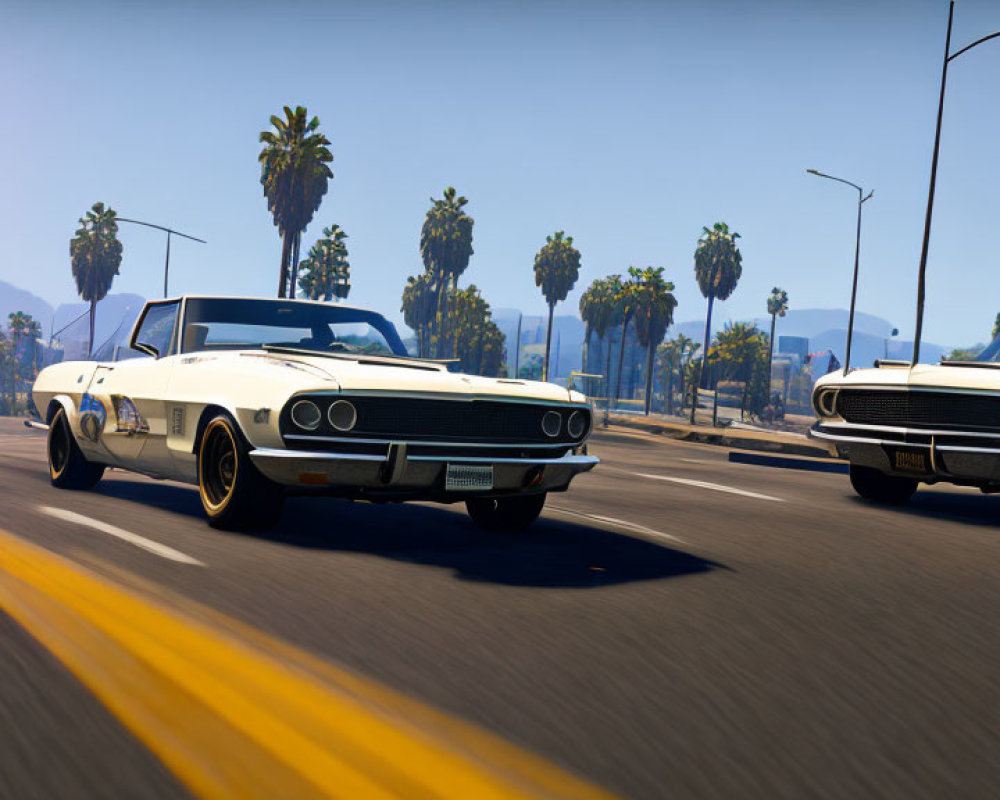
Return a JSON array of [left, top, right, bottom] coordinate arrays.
[[133, 342, 159, 358]]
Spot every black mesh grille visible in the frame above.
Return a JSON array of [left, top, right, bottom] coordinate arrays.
[[837, 390, 1000, 431], [281, 396, 589, 444]]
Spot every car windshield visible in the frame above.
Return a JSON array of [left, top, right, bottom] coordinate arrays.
[[181, 298, 408, 357]]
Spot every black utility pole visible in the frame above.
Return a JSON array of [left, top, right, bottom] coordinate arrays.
[[912, 1, 1000, 365], [807, 169, 873, 375], [116, 218, 206, 298]]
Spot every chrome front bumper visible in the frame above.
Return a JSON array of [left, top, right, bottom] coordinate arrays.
[[249, 446, 599, 496], [811, 421, 1000, 483]]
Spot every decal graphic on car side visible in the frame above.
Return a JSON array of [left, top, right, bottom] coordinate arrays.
[[79, 393, 107, 442], [111, 395, 149, 436]]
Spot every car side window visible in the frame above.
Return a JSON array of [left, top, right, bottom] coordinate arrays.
[[134, 302, 180, 357]]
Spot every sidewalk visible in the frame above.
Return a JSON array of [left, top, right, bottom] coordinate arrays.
[[600, 411, 837, 459]]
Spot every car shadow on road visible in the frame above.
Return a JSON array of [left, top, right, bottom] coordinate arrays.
[[856, 489, 1000, 528], [93, 479, 724, 588]]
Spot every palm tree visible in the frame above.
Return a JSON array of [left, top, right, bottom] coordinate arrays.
[[658, 333, 697, 416], [70, 202, 123, 355], [534, 231, 581, 381], [992, 312, 1000, 340], [579, 277, 614, 380], [690, 222, 743, 423], [401, 273, 437, 357], [765, 287, 789, 401], [612, 272, 640, 411], [449, 285, 506, 376], [299, 224, 349, 301], [579, 276, 624, 408], [708, 322, 769, 421], [420, 188, 474, 357], [259, 106, 334, 298], [625, 268, 678, 415]]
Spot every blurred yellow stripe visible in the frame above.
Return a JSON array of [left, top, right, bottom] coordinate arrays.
[[0, 529, 617, 800]]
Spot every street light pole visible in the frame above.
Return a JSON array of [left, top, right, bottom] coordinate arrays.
[[912, 1, 1000, 365], [807, 169, 873, 375], [116, 217, 206, 298]]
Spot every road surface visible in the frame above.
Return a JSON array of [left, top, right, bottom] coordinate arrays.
[[1, 418, 998, 799]]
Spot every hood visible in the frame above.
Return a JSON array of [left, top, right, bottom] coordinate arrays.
[[815, 361, 1000, 393], [236, 350, 580, 403]]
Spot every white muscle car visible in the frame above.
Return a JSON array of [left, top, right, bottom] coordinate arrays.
[[33, 296, 597, 530], [810, 348, 1000, 504]]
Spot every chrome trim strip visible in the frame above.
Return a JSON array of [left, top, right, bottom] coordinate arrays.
[[250, 450, 386, 463], [282, 434, 573, 449], [250, 448, 598, 468], [810, 429, 924, 447], [820, 422, 1000, 440], [936, 445, 1000, 455], [408, 454, 599, 466]]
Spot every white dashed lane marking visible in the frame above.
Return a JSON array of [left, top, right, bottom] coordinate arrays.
[[547, 506, 687, 546], [629, 472, 786, 502], [38, 506, 205, 565]]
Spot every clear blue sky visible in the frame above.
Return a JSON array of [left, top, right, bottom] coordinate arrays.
[[2, 0, 999, 347]]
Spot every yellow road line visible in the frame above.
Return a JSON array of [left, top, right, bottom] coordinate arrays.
[[0, 530, 617, 800]]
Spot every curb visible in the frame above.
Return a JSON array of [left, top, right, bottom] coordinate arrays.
[[728, 451, 849, 474], [601, 415, 835, 459]]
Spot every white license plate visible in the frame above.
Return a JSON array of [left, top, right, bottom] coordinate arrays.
[[445, 464, 494, 491]]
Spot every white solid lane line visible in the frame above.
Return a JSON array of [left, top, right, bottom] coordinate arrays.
[[38, 506, 205, 566], [628, 472, 786, 502], [547, 505, 687, 546]]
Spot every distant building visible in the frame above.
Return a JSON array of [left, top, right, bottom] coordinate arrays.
[[778, 335, 809, 364]]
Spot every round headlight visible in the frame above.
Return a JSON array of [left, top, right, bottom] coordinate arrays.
[[567, 409, 589, 439], [814, 389, 839, 418], [328, 400, 357, 432], [541, 410, 562, 438], [290, 399, 322, 430]]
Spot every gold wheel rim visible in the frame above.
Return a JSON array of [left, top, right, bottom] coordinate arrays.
[[199, 420, 239, 513]]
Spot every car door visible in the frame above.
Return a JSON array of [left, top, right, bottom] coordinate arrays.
[[90, 300, 181, 475]]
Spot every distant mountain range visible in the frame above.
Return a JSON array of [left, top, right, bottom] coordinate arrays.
[[0, 279, 955, 374], [0, 280, 145, 359]]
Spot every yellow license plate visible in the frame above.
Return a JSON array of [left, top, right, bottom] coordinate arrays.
[[891, 449, 928, 474]]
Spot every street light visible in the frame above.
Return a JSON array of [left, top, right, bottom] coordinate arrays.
[[884, 327, 899, 360], [116, 217, 206, 298], [912, 1, 1000, 364], [807, 168, 873, 375]]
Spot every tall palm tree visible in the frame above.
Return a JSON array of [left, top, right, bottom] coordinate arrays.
[[658, 332, 696, 416], [690, 222, 743, 423], [709, 321, 769, 420], [420, 188, 474, 357], [612, 272, 640, 411], [401, 273, 437, 357], [534, 231, 581, 381], [765, 287, 789, 401], [449, 285, 506, 376], [580, 276, 620, 383], [625, 268, 678, 415], [70, 202, 123, 355], [299, 224, 350, 301], [259, 106, 334, 298]]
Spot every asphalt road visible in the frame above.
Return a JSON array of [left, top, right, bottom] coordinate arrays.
[[1, 417, 999, 799]]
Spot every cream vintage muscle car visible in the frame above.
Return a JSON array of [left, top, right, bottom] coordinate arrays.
[[810, 346, 1000, 504], [32, 296, 597, 530]]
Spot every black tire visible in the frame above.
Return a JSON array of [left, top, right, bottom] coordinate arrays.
[[48, 406, 104, 490], [849, 464, 918, 505], [198, 414, 284, 530], [466, 493, 547, 533]]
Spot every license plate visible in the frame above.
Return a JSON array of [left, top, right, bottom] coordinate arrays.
[[445, 464, 494, 491], [887, 447, 929, 474]]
